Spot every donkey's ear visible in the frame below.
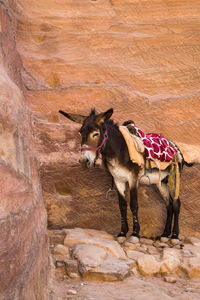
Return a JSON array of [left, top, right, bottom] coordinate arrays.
[[59, 110, 86, 124], [96, 108, 113, 125]]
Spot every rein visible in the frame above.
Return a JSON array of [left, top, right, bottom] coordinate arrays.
[[81, 126, 108, 161]]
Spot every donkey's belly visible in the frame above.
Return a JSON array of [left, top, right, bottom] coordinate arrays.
[[138, 169, 169, 185], [109, 165, 133, 183], [107, 159, 136, 195]]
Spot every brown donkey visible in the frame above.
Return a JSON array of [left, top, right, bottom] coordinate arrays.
[[59, 108, 193, 244]]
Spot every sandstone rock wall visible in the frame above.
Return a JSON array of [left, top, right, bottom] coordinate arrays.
[[4, 1, 200, 238], [0, 3, 48, 300]]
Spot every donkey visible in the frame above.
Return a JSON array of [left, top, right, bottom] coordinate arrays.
[[59, 108, 193, 244]]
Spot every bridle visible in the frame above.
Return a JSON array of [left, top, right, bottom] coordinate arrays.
[[80, 125, 116, 199], [81, 126, 108, 162]]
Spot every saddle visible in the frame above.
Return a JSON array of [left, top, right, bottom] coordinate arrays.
[[119, 121, 182, 199]]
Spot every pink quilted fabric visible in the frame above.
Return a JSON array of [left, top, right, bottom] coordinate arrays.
[[135, 127, 177, 162]]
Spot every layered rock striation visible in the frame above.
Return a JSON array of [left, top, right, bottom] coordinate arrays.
[[0, 3, 48, 300], [1, 0, 200, 246]]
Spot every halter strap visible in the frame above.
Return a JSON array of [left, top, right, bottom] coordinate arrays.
[[81, 126, 108, 160]]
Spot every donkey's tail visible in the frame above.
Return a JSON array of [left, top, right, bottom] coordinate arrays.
[[183, 160, 194, 167]]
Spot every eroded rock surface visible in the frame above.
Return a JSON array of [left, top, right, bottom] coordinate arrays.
[[4, 0, 199, 238], [1, 0, 200, 299], [0, 3, 48, 299]]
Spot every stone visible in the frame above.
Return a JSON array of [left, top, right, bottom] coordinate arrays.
[[140, 238, 154, 245], [173, 244, 184, 250], [187, 257, 200, 278], [81, 282, 87, 286], [72, 244, 107, 267], [128, 236, 140, 244], [124, 242, 140, 250], [137, 255, 160, 276], [55, 260, 65, 268], [53, 244, 70, 259], [64, 228, 126, 259], [162, 248, 182, 261], [80, 257, 130, 281], [67, 289, 77, 295], [185, 287, 200, 293], [160, 257, 181, 275], [125, 249, 146, 261], [64, 259, 80, 279], [153, 241, 169, 248], [164, 276, 177, 283]]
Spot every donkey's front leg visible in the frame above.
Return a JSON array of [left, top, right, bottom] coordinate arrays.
[[117, 191, 129, 243], [129, 186, 140, 243]]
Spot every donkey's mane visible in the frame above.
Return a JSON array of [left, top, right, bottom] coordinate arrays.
[[105, 119, 119, 130], [88, 108, 119, 130]]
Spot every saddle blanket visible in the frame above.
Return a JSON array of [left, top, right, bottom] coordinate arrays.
[[119, 123, 180, 169], [134, 127, 177, 162]]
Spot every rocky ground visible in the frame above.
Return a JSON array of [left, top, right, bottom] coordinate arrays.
[[48, 228, 200, 300]]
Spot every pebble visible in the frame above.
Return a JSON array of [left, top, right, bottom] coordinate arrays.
[[164, 276, 177, 283], [55, 260, 64, 267], [185, 287, 200, 293], [124, 242, 140, 250], [140, 238, 154, 245], [67, 289, 77, 295], [153, 241, 168, 248], [173, 244, 184, 250]]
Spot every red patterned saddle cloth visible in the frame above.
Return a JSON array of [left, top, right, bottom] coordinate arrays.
[[135, 127, 177, 162]]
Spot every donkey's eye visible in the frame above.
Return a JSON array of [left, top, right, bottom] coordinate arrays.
[[92, 132, 99, 138]]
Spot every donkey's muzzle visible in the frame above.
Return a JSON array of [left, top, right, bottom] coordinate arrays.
[[79, 157, 90, 168]]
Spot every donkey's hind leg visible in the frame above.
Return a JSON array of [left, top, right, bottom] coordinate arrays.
[[171, 197, 181, 244], [157, 183, 173, 242], [129, 185, 140, 243], [161, 197, 173, 242]]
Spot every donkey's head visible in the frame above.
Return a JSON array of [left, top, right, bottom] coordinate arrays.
[[59, 108, 113, 168]]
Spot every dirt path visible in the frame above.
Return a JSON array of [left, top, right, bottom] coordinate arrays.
[[49, 270, 200, 300]]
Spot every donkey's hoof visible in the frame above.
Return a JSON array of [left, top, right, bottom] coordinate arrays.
[[160, 237, 169, 243], [128, 236, 140, 244], [117, 236, 126, 244], [171, 238, 180, 245]]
